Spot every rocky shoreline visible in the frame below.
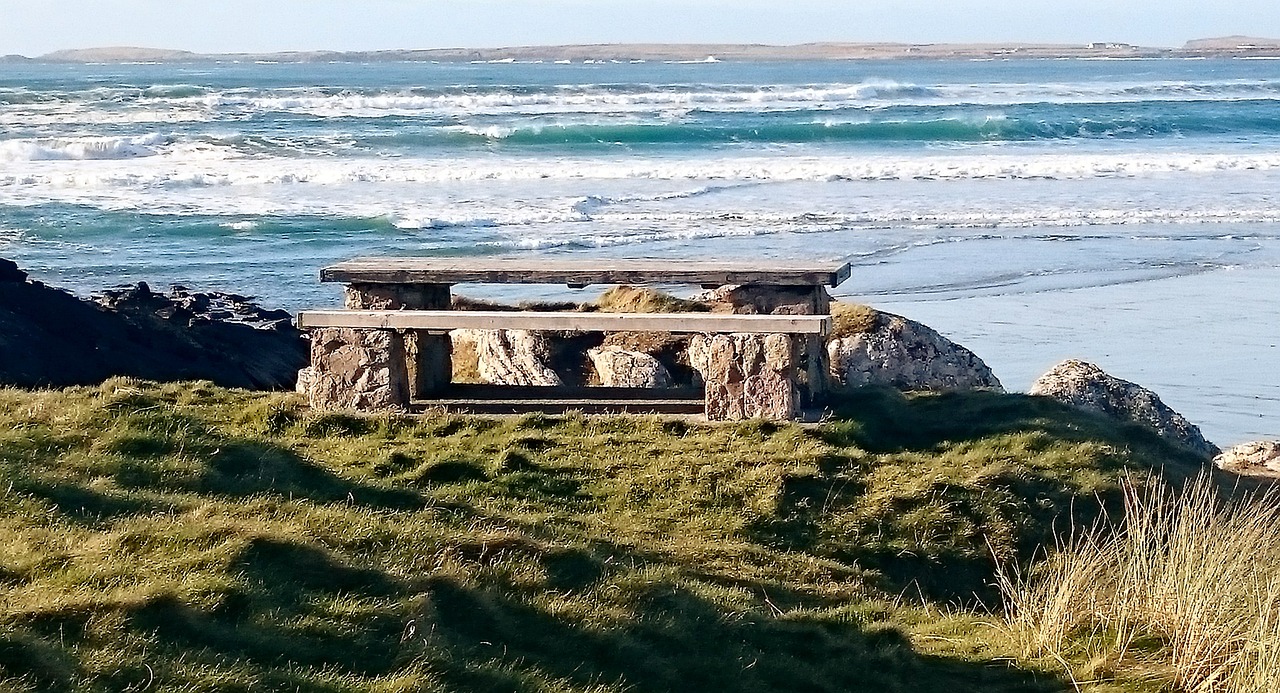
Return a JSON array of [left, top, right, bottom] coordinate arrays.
[[3, 258, 1270, 465], [0, 258, 306, 390]]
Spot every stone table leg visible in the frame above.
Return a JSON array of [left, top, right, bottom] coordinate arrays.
[[695, 283, 832, 415], [798, 285, 831, 406], [345, 283, 453, 399]]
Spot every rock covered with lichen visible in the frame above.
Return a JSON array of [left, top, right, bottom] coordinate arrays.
[[1030, 359, 1219, 458], [1213, 441, 1280, 475], [826, 307, 1003, 393]]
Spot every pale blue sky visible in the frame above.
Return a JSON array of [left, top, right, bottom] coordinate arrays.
[[1, 0, 1277, 57]]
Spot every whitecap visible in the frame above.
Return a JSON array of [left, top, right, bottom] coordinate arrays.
[[0, 133, 171, 161]]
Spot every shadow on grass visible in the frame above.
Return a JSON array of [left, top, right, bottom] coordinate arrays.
[[14, 437, 427, 526], [744, 388, 1213, 605], [820, 387, 1207, 470], [130, 562, 407, 677], [8, 481, 176, 527], [3, 530, 1070, 693], [199, 439, 427, 509], [418, 573, 1064, 693], [0, 633, 78, 692]]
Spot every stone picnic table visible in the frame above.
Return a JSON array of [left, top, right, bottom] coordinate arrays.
[[297, 257, 851, 421]]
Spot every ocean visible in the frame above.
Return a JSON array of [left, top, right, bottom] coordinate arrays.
[[1, 57, 1276, 444]]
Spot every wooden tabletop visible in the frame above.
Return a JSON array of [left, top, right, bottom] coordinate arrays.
[[321, 257, 852, 288]]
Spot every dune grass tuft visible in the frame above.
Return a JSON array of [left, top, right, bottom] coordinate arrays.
[[1001, 474, 1280, 691], [594, 286, 710, 314]]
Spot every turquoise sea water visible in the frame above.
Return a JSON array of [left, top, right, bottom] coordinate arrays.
[[1, 58, 1277, 443]]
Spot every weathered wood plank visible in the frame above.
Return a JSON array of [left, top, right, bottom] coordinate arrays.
[[297, 310, 831, 335], [321, 257, 852, 287], [415, 384, 706, 416]]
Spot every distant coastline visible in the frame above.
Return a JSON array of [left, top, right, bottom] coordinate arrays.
[[4, 35, 1280, 64]]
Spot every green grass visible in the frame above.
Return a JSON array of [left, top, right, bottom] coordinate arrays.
[[0, 379, 1207, 692]]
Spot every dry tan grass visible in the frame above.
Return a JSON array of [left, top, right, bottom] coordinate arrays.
[[594, 285, 709, 313], [829, 301, 881, 339], [449, 332, 482, 383], [1001, 474, 1280, 691]]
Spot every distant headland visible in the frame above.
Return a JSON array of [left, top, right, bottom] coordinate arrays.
[[3, 36, 1280, 64]]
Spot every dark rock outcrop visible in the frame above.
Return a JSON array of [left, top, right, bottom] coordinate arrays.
[[0, 258, 28, 283], [1030, 359, 1219, 458], [0, 261, 306, 390]]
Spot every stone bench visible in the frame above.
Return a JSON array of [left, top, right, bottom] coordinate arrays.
[[297, 257, 851, 421], [297, 309, 831, 421]]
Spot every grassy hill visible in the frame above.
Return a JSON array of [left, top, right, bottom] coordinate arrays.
[[0, 380, 1208, 692]]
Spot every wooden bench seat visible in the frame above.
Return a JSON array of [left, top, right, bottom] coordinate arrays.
[[297, 309, 831, 335], [322, 257, 851, 289]]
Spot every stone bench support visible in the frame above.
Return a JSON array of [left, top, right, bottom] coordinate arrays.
[[305, 282, 452, 410], [695, 333, 800, 421], [307, 327, 411, 410], [699, 283, 832, 409], [300, 307, 830, 421]]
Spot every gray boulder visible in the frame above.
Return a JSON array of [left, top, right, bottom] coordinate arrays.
[[827, 311, 1003, 392], [461, 329, 562, 387], [1213, 441, 1280, 475], [1030, 359, 1219, 458], [588, 346, 672, 388]]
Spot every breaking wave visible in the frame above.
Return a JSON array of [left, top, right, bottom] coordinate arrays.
[[6, 149, 1280, 187], [0, 134, 172, 161], [11, 77, 1280, 120]]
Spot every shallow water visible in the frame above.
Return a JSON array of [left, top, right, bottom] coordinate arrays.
[[878, 267, 1280, 446]]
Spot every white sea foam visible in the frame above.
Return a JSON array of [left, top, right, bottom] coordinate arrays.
[[8, 78, 1263, 121], [0, 228, 26, 249], [5, 160, 1280, 235], [158, 78, 1280, 119], [0, 134, 172, 161], [449, 124, 521, 139], [392, 215, 505, 230], [6, 148, 1280, 188], [571, 186, 730, 214]]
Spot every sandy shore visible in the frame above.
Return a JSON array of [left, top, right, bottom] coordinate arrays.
[[875, 266, 1280, 446]]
